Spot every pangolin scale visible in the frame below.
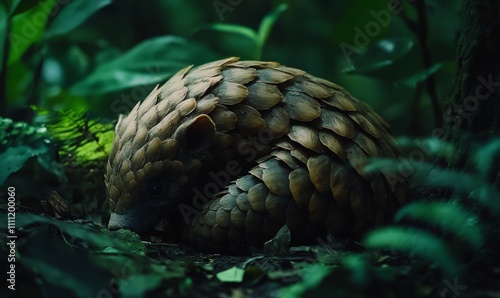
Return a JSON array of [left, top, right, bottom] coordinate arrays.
[[105, 57, 408, 254]]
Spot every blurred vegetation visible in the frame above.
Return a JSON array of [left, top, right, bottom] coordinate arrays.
[[1, 0, 499, 297]]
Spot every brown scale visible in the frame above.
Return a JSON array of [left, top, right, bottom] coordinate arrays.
[[105, 57, 409, 254]]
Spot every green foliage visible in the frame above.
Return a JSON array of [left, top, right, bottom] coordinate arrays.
[[0, 213, 187, 297], [0, 117, 58, 185], [2, 1, 492, 297], [0, 116, 48, 150], [395, 63, 444, 88], [43, 109, 114, 167], [344, 37, 415, 77], [44, 0, 112, 39], [395, 201, 483, 249], [70, 35, 216, 95], [0, 145, 47, 184], [6, 0, 56, 64], [281, 264, 332, 297], [193, 3, 288, 60], [365, 227, 461, 277], [363, 138, 500, 276]]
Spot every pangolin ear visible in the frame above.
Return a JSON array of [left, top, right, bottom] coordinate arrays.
[[176, 115, 216, 152]]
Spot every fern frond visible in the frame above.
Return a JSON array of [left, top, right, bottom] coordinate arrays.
[[395, 201, 483, 249], [44, 109, 115, 169], [364, 227, 460, 277]]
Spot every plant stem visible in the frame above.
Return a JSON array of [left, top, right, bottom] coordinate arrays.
[[27, 43, 46, 115], [414, 0, 442, 127]]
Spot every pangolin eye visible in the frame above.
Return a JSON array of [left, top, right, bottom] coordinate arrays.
[[150, 182, 164, 198]]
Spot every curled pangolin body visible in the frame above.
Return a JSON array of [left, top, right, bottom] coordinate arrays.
[[106, 57, 408, 254]]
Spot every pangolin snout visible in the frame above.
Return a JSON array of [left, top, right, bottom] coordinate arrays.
[[108, 208, 158, 234]]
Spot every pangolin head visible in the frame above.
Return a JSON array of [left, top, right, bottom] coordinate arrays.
[[106, 65, 219, 234]]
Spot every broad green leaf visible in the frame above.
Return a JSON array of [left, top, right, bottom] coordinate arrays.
[[70, 36, 216, 95], [45, 0, 112, 38], [0, 145, 47, 185], [7, 0, 56, 64], [216, 266, 245, 283], [395, 201, 483, 248], [18, 225, 114, 298], [343, 37, 414, 75], [256, 3, 288, 58], [395, 63, 443, 88], [364, 227, 460, 277]]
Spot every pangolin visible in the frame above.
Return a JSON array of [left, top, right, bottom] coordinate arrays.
[[106, 57, 408, 254]]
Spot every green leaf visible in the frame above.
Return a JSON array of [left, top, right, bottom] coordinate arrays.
[[70, 36, 215, 95], [45, 0, 112, 38], [120, 274, 165, 298], [263, 224, 291, 256], [216, 266, 245, 283], [395, 137, 458, 163], [363, 159, 477, 194], [473, 139, 500, 178], [280, 265, 332, 298], [192, 23, 258, 59], [15, 213, 130, 251], [193, 4, 287, 60], [7, 0, 56, 65], [395, 201, 483, 249], [19, 226, 114, 298], [256, 3, 288, 58], [395, 63, 443, 88], [364, 158, 500, 211], [200, 23, 257, 43], [0, 116, 50, 150], [364, 227, 460, 277], [0, 145, 47, 185], [342, 254, 368, 286], [344, 37, 414, 75]]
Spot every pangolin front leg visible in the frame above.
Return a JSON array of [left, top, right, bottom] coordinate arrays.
[[105, 57, 408, 254]]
